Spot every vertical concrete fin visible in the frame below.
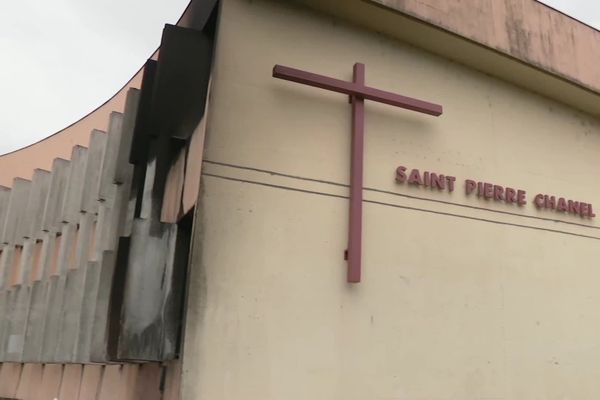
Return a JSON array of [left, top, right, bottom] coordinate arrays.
[[2, 178, 31, 245], [23, 169, 51, 240], [15, 239, 35, 287], [0, 186, 12, 245], [60, 145, 88, 224], [90, 250, 118, 362], [73, 213, 94, 271], [41, 158, 70, 233], [0, 246, 15, 290], [160, 147, 186, 224], [114, 88, 141, 184], [81, 129, 108, 214], [21, 279, 46, 362], [55, 223, 77, 276], [98, 112, 124, 201], [55, 266, 87, 362]]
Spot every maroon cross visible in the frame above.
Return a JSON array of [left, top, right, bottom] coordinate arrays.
[[273, 63, 443, 283]]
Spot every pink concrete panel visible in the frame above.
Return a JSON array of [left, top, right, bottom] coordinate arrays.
[[88, 221, 97, 262], [68, 226, 79, 270], [77, 365, 102, 400], [133, 363, 162, 400], [120, 364, 139, 400], [182, 110, 209, 216], [36, 364, 63, 400], [16, 363, 43, 400], [0, 363, 23, 398], [162, 360, 182, 400], [370, 0, 600, 93], [58, 364, 83, 400], [97, 365, 123, 400], [161, 148, 186, 224]]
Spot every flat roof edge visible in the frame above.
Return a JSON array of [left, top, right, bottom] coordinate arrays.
[[367, 0, 600, 96]]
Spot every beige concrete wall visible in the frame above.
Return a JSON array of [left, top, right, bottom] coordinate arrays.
[[182, 0, 600, 399]]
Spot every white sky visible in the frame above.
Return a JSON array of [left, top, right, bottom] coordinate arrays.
[[0, 0, 597, 154], [0, 0, 188, 153]]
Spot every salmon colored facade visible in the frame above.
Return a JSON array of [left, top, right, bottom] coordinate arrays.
[[3, 0, 600, 399]]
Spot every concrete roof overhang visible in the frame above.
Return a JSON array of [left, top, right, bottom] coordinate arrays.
[[295, 0, 600, 117]]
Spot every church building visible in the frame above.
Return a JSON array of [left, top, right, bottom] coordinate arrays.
[[1, 0, 600, 398]]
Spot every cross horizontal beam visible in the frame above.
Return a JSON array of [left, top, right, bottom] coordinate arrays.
[[273, 65, 443, 116]]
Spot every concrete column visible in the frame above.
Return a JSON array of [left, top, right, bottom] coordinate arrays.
[[23, 169, 51, 240], [0, 187, 11, 246], [98, 112, 124, 201], [41, 158, 70, 234], [1, 178, 31, 245], [81, 130, 108, 214], [90, 250, 117, 362], [60, 146, 88, 224], [114, 89, 140, 185]]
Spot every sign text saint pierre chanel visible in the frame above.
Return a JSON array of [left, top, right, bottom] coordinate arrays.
[[396, 165, 596, 218]]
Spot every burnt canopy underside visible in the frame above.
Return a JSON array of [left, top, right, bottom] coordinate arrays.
[[0, 0, 218, 365], [109, 12, 217, 362]]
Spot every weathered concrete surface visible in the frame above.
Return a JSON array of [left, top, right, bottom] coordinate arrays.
[[0, 187, 11, 246], [0, 246, 15, 289], [161, 148, 186, 223], [55, 266, 87, 362], [1, 178, 31, 245], [98, 112, 124, 201], [21, 280, 46, 362], [60, 145, 88, 224], [38, 232, 56, 281], [4, 284, 32, 362], [23, 169, 51, 240], [134, 363, 163, 400], [181, 1, 600, 398], [41, 158, 70, 233], [81, 129, 107, 214], [90, 250, 118, 362], [40, 275, 66, 362], [114, 89, 140, 185], [55, 223, 76, 274], [73, 213, 95, 270], [74, 261, 101, 363], [0, 360, 175, 397], [369, 0, 600, 94], [116, 219, 180, 361], [0, 291, 10, 361]]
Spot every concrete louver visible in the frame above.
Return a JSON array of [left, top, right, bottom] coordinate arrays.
[[0, 92, 131, 362], [0, 85, 190, 363]]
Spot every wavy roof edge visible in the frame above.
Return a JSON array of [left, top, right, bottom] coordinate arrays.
[[2, 0, 599, 185]]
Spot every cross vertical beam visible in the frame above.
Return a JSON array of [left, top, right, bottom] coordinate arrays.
[[348, 63, 365, 283], [272, 63, 442, 283]]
